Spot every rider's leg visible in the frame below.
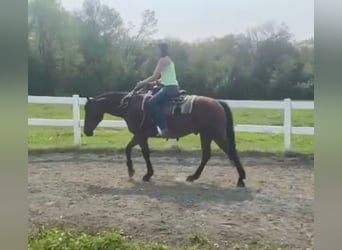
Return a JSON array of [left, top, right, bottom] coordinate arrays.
[[149, 87, 168, 132], [149, 85, 179, 135]]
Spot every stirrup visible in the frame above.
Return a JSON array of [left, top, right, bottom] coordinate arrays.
[[156, 128, 178, 139]]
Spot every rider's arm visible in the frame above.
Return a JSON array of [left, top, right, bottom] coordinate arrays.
[[138, 58, 168, 85]]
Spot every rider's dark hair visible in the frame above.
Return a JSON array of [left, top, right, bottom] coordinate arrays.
[[158, 43, 169, 57]]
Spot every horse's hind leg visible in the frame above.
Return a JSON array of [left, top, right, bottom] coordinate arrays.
[[214, 137, 246, 187], [125, 136, 138, 177], [138, 138, 154, 182], [186, 133, 212, 182]]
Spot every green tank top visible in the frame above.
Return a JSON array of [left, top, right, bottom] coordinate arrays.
[[161, 61, 178, 86]]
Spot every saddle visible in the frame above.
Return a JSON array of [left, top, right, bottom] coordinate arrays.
[[119, 84, 196, 139], [141, 85, 195, 116]]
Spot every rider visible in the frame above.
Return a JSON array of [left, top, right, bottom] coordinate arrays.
[[135, 43, 179, 137]]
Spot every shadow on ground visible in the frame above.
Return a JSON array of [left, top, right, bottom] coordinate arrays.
[[86, 179, 254, 207]]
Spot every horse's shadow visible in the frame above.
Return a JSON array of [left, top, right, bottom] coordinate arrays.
[[87, 179, 254, 207]]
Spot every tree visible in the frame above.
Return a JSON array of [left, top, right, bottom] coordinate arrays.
[[73, 0, 126, 95], [28, 0, 64, 95], [28, 2, 314, 100]]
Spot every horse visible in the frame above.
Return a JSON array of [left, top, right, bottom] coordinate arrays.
[[83, 87, 246, 187]]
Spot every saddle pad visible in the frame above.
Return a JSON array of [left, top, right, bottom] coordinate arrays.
[[141, 92, 196, 115], [171, 95, 196, 115]]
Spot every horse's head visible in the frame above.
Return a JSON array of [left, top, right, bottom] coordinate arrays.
[[83, 96, 105, 136]]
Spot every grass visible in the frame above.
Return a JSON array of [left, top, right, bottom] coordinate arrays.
[[28, 127, 313, 155], [28, 104, 313, 126], [29, 228, 168, 250], [28, 228, 288, 250], [28, 104, 120, 120], [28, 104, 314, 155]]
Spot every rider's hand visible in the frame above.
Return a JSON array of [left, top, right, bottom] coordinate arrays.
[[136, 81, 146, 89]]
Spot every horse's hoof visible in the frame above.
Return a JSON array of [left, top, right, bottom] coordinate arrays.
[[127, 161, 134, 177], [142, 175, 151, 182], [128, 169, 135, 178], [186, 175, 197, 182], [237, 179, 245, 188]]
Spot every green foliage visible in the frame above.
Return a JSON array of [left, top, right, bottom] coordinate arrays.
[[28, 228, 288, 250], [28, 228, 169, 250], [28, 0, 314, 100], [189, 233, 212, 249]]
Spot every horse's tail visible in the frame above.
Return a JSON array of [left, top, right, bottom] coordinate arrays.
[[218, 100, 237, 157]]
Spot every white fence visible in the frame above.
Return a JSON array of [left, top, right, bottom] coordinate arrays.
[[28, 95, 314, 151]]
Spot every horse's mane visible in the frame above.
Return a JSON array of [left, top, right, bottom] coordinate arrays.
[[93, 91, 129, 100]]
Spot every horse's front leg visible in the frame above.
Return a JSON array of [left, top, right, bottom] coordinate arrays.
[[125, 136, 138, 177], [138, 137, 154, 182]]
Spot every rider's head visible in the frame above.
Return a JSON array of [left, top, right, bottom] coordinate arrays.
[[158, 42, 169, 58]]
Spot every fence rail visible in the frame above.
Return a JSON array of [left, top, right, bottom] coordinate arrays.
[[28, 95, 314, 151]]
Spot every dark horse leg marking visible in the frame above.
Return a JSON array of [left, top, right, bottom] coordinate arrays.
[[138, 137, 154, 182], [186, 133, 212, 182], [214, 137, 246, 187], [125, 136, 138, 177]]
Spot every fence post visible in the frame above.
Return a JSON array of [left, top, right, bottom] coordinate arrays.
[[283, 98, 292, 152], [72, 94, 81, 145]]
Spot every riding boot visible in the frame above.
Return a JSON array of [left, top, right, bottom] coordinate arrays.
[[160, 128, 171, 137]]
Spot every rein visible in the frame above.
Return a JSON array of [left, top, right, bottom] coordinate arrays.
[[118, 87, 152, 129]]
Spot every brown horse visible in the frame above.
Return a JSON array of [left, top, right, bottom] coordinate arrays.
[[83, 89, 246, 187]]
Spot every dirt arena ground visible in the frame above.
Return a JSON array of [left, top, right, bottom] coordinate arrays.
[[28, 152, 313, 249]]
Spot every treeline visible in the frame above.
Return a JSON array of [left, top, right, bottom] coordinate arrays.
[[28, 0, 314, 100]]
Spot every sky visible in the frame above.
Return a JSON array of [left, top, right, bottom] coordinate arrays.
[[60, 0, 314, 42]]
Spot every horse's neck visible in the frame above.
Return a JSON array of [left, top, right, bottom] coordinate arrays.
[[103, 92, 127, 118], [105, 91, 149, 117]]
